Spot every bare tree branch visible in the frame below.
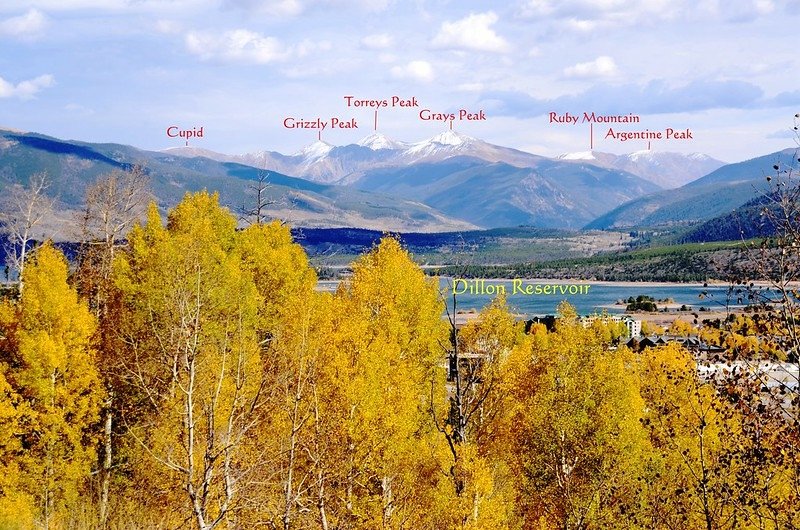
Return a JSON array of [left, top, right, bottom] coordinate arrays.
[[0, 171, 55, 293]]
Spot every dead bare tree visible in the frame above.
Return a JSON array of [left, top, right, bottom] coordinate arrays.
[[711, 114, 800, 527], [734, 115, 800, 422], [80, 164, 150, 254], [240, 165, 280, 226], [75, 164, 150, 528], [430, 236, 486, 496], [78, 165, 151, 315], [0, 172, 54, 294]]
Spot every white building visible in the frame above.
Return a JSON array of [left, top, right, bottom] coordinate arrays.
[[581, 313, 641, 338]]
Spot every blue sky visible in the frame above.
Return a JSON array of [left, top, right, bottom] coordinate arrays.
[[1, 0, 799, 162]]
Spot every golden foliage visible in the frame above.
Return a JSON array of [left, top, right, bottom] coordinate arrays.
[[506, 304, 651, 529], [0, 242, 102, 528], [0, 195, 796, 530]]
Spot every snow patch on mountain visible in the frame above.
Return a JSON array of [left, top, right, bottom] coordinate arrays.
[[429, 130, 469, 146], [627, 150, 657, 161], [356, 132, 408, 150], [294, 140, 333, 160], [404, 130, 477, 156], [557, 150, 596, 160], [159, 133, 723, 191]]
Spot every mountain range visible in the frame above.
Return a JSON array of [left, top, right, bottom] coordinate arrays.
[[164, 130, 732, 229], [554, 150, 724, 189], [167, 130, 724, 190], [165, 131, 552, 185], [586, 148, 798, 231], [0, 128, 474, 234], [3, 125, 784, 237]]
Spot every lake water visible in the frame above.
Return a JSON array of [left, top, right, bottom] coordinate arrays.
[[318, 278, 752, 317], [440, 279, 742, 316]]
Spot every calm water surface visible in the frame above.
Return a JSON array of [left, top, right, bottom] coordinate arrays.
[[439, 279, 743, 316], [319, 278, 752, 317]]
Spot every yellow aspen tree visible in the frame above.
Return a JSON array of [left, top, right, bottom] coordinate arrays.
[[318, 237, 449, 529], [0, 242, 102, 528], [639, 343, 747, 530], [75, 165, 150, 527], [507, 302, 651, 529], [113, 192, 265, 529], [668, 319, 696, 337], [0, 369, 36, 529], [641, 320, 665, 336], [234, 220, 325, 529], [266, 291, 330, 530], [237, 220, 317, 332], [432, 295, 522, 529]]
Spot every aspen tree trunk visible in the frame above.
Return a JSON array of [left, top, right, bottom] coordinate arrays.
[[45, 369, 56, 530], [311, 389, 329, 530], [698, 428, 714, 530], [472, 489, 480, 523], [98, 394, 113, 527], [381, 476, 394, 526], [346, 404, 356, 514], [317, 468, 329, 530], [283, 395, 301, 530], [186, 351, 209, 530]]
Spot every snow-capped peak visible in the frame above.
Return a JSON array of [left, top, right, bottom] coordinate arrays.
[[627, 150, 716, 161], [403, 130, 478, 156], [294, 140, 333, 159], [429, 130, 473, 146], [557, 150, 596, 161], [627, 150, 656, 161], [356, 132, 406, 150]]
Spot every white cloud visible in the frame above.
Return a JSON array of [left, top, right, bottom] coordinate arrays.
[[184, 29, 331, 64], [154, 19, 182, 34], [0, 0, 122, 9], [281, 55, 359, 78], [0, 74, 54, 99], [64, 102, 94, 115], [565, 18, 599, 31], [0, 9, 47, 39], [456, 82, 484, 92], [520, 0, 556, 16], [431, 11, 511, 53], [519, 0, 659, 28], [756, 0, 776, 12], [221, 0, 304, 16], [224, 0, 391, 16], [521, 0, 678, 21], [361, 33, 393, 49], [390, 60, 434, 82], [262, 0, 304, 15], [717, 0, 777, 21], [295, 38, 332, 57], [326, 0, 390, 11], [0, 0, 217, 12], [185, 29, 290, 64], [563, 56, 618, 78], [519, 0, 785, 27]]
